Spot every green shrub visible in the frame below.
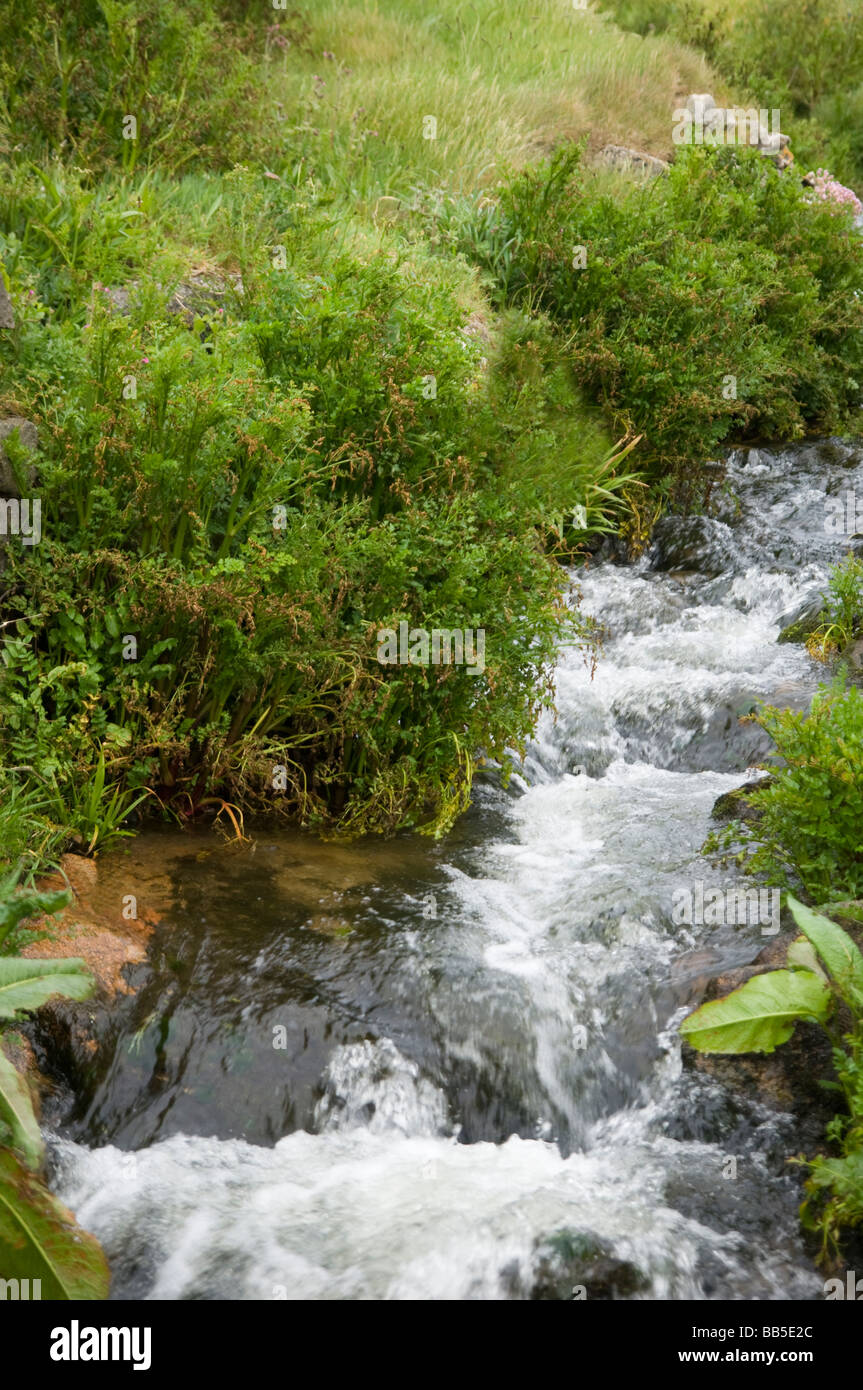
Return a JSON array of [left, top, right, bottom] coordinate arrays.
[[445, 144, 863, 489], [706, 679, 863, 902], [0, 0, 276, 173], [807, 553, 863, 660], [602, 0, 863, 187], [0, 175, 609, 840]]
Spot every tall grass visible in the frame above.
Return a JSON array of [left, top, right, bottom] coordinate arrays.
[[267, 0, 720, 198]]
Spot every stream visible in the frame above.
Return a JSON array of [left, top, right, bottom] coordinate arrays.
[[42, 438, 863, 1300]]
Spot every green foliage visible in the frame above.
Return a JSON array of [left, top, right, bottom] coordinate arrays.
[[0, 171, 607, 838], [0, 875, 107, 1297], [0, 1148, 110, 1299], [679, 967, 833, 1053], [445, 144, 863, 491], [0, 957, 95, 1022], [0, 875, 70, 952], [807, 553, 863, 659], [704, 679, 863, 901], [0, 781, 67, 883], [681, 895, 863, 1256], [0, 1041, 43, 1169], [0, 0, 272, 174], [62, 750, 153, 854], [601, 0, 863, 185]]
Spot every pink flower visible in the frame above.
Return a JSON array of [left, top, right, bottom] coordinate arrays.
[[806, 169, 863, 217]]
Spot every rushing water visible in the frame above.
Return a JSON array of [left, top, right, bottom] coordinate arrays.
[[44, 439, 863, 1300]]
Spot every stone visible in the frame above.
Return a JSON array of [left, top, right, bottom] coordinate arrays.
[[711, 776, 774, 824], [598, 144, 669, 178], [685, 92, 718, 124], [845, 636, 863, 678], [648, 513, 736, 577], [526, 1229, 649, 1300], [0, 417, 39, 496], [775, 590, 826, 643], [0, 272, 14, 330]]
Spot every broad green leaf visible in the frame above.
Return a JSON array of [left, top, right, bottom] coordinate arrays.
[[787, 893, 863, 1009], [786, 936, 827, 980], [0, 887, 70, 950], [0, 1148, 110, 1299], [680, 968, 832, 1054], [0, 958, 95, 1022], [0, 1042, 43, 1170]]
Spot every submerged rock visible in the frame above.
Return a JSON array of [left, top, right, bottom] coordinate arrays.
[[525, 1229, 649, 1300], [776, 590, 826, 643], [648, 513, 737, 577], [500, 1228, 649, 1300]]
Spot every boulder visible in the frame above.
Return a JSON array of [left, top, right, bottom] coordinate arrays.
[[648, 513, 736, 577], [711, 776, 774, 824], [503, 1228, 649, 1300], [598, 144, 669, 178], [775, 590, 826, 643], [0, 417, 39, 496]]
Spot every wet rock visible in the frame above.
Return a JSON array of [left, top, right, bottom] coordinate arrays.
[[843, 636, 863, 679], [648, 513, 737, 577], [598, 144, 669, 178], [681, 931, 842, 1148], [0, 417, 39, 496], [711, 776, 774, 824], [0, 272, 14, 329], [776, 590, 826, 643], [524, 1229, 649, 1300]]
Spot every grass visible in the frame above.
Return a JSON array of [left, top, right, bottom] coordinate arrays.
[[265, 0, 720, 199]]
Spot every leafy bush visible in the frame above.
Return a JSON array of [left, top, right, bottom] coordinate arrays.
[[807, 553, 863, 660], [0, 0, 277, 173], [681, 895, 863, 1257], [0, 174, 609, 840], [705, 679, 863, 904], [445, 144, 863, 490], [602, 0, 863, 185]]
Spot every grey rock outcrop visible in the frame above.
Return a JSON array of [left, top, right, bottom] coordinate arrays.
[[598, 144, 669, 178]]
